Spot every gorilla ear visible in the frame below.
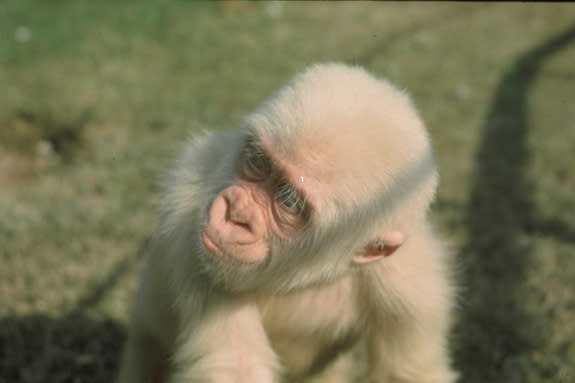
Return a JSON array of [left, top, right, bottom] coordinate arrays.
[[353, 230, 404, 264]]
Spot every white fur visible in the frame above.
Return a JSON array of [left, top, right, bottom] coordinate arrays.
[[116, 63, 457, 383]]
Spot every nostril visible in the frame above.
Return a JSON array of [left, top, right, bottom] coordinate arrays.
[[227, 205, 253, 233], [232, 221, 253, 235], [231, 219, 250, 230], [222, 187, 265, 238]]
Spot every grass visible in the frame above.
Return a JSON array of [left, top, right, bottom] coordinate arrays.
[[1, 1, 574, 382]]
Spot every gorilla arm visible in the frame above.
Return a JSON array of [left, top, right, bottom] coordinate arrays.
[[169, 295, 280, 383], [118, 246, 280, 383]]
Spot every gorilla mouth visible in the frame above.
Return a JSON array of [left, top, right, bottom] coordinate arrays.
[[201, 230, 222, 256], [201, 230, 263, 266]]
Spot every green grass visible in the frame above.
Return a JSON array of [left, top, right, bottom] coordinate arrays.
[[1, 1, 575, 382]]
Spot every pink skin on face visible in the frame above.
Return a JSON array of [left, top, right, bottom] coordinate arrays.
[[202, 185, 271, 264], [202, 133, 314, 264]]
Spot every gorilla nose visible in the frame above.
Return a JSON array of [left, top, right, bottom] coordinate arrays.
[[224, 193, 265, 240], [228, 206, 253, 231]]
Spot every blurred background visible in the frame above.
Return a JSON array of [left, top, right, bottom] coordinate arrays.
[[1, 1, 574, 382]]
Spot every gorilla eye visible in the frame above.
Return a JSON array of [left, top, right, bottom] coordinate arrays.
[[275, 181, 306, 215], [242, 149, 271, 181]]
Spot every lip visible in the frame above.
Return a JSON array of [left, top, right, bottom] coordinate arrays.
[[201, 231, 221, 256], [201, 230, 266, 266]]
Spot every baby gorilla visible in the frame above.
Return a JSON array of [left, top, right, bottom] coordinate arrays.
[[116, 63, 457, 383]]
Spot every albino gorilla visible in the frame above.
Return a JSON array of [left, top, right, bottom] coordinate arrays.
[[116, 63, 457, 383]]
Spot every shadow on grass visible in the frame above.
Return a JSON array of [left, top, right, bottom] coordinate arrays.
[[0, 314, 124, 383], [351, 4, 491, 66], [0, 240, 146, 383], [455, 23, 575, 382]]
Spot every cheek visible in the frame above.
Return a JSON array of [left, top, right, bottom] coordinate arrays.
[[269, 204, 306, 240]]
